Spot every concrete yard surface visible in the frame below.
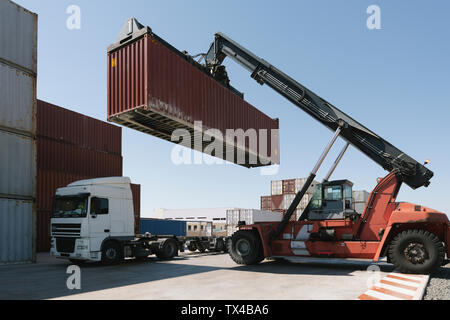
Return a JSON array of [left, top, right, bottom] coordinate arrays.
[[0, 252, 396, 300]]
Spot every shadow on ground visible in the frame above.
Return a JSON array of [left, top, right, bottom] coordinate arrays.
[[0, 252, 393, 300]]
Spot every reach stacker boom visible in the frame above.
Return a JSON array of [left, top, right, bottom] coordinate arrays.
[[202, 32, 449, 274]]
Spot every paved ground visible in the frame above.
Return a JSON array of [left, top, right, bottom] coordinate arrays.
[[0, 252, 397, 300]]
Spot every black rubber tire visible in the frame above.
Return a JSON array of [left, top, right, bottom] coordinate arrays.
[[228, 230, 264, 265], [187, 243, 197, 252], [388, 229, 445, 274], [156, 239, 178, 260], [215, 238, 225, 252], [101, 241, 123, 265], [197, 242, 206, 253]]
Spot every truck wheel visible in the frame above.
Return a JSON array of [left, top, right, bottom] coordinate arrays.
[[228, 230, 264, 265], [388, 229, 445, 274], [101, 241, 123, 265], [197, 242, 206, 253], [215, 238, 225, 252], [156, 239, 178, 260], [187, 243, 197, 252]]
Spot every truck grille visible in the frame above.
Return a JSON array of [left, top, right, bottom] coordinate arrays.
[[51, 223, 81, 237], [56, 238, 76, 253]]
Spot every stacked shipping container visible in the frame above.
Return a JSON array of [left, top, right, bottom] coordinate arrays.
[[0, 1, 37, 264], [260, 178, 319, 221], [226, 209, 282, 236], [35, 100, 141, 251]]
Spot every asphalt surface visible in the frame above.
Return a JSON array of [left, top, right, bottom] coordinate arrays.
[[0, 252, 395, 300], [424, 262, 450, 300]]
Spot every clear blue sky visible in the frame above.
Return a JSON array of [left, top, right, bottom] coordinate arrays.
[[15, 0, 450, 217]]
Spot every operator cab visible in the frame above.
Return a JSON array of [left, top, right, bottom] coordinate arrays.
[[300, 180, 360, 221]]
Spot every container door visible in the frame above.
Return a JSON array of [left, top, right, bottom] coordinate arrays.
[[88, 197, 111, 252]]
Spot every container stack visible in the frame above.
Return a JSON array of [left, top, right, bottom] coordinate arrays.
[[35, 100, 141, 251], [352, 190, 370, 214], [0, 1, 37, 264], [226, 209, 283, 236], [260, 178, 318, 221]]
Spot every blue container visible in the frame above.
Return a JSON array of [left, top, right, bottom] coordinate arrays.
[[140, 218, 186, 237]]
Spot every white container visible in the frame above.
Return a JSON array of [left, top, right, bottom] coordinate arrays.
[[0, 63, 35, 133], [354, 202, 366, 214], [0, 198, 34, 264], [353, 190, 370, 203], [0, 130, 36, 198], [152, 207, 233, 222], [0, 0, 37, 74], [271, 180, 282, 195], [226, 208, 282, 227]]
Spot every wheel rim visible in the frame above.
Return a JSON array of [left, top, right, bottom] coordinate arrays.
[[236, 238, 250, 256], [105, 247, 117, 260], [404, 242, 428, 264]]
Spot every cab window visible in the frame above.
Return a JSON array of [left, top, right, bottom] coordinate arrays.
[[90, 197, 109, 215], [324, 186, 342, 201]]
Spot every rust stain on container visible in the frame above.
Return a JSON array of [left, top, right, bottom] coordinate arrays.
[[107, 25, 279, 167]]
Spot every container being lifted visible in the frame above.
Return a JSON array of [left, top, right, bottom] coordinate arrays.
[[107, 18, 279, 167]]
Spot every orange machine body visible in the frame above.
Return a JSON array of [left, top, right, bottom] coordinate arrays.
[[240, 171, 450, 261]]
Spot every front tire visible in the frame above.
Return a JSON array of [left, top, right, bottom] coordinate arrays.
[[101, 241, 123, 265], [388, 229, 445, 274], [228, 230, 264, 265]]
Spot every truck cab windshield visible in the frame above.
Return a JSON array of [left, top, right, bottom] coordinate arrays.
[[52, 196, 88, 218]]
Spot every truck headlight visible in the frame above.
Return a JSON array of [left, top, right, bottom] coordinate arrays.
[[76, 239, 89, 251]]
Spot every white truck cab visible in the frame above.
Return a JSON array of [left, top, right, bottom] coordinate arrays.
[[50, 177, 135, 262]]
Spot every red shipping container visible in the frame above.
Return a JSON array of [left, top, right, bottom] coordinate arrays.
[[107, 22, 279, 167], [260, 196, 272, 211], [37, 138, 123, 177], [37, 100, 122, 155], [282, 179, 296, 194], [37, 210, 52, 252], [130, 183, 141, 234], [271, 195, 284, 210]]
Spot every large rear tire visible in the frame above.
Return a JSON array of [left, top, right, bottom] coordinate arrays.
[[156, 239, 178, 260], [228, 230, 264, 265], [388, 229, 445, 274]]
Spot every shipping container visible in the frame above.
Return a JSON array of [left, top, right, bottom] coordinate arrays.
[[36, 210, 51, 252], [153, 207, 232, 222], [185, 221, 213, 237], [140, 218, 187, 237], [271, 180, 282, 195], [353, 190, 370, 203], [270, 195, 284, 210], [260, 196, 272, 211], [0, 198, 34, 264], [0, 130, 36, 198], [226, 209, 282, 228], [130, 183, 141, 234], [0, 62, 36, 134], [0, 0, 37, 74], [37, 100, 122, 155], [282, 179, 296, 194], [107, 19, 279, 168], [37, 138, 123, 178]]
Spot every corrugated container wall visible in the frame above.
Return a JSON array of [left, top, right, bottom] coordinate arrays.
[[0, 1, 37, 264], [35, 100, 123, 252], [107, 19, 279, 168], [140, 218, 187, 237]]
